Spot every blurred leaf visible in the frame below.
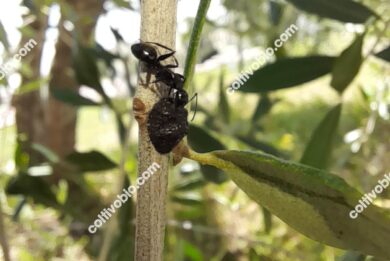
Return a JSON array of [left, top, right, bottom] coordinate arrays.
[[188, 124, 228, 183], [269, 0, 283, 26], [200, 165, 228, 184], [218, 69, 231, 124], [14, 141, 29, 171], [115, 113, 127, 144], [339, 251, 366, 261], [251, 94, 273, 122], [94, 44, 120, 71], [359, 86, 370, 102], [262, 207, 272, 234], [108, 176, 134, 261], [188, 124, 225, 153], [375, 45, 390, 63], [285, 0, 377, 24], [0, 21, 9, 51], [16, 79, 46, 95], [200, 49, 218, 63], [236, 135, 285, 158], [183, 240, 204, 261], [51, 88, 101, 106], [6, 173, 59, 208], [190, 150, 390, 258], [112, 0, 132, 9], [12, 198, 27, 221], [173, 177, 206, 192], [73, 43, 106, 100], [240, 56, 335, 93], [300, 103, 342, 169], [110, 27, 125, 42], [171, 195, 203, 206], [331, 34, 365, 93], [31, 143, 60, 163], [66, 150, 117, 172]]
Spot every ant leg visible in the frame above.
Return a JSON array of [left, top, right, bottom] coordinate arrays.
[[163, 56, 179, 68], [143, 41, 175, 52], [143, 42, 178, 68], [157, 52, 178, 69], [187, 93, 198, 121]]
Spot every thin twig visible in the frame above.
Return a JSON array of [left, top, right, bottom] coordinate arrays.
[[97, 116, 133, 261], [133, 0, 176, 260], [0, 199, 11, 261]]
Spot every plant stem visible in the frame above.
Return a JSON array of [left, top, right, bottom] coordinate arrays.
[[183, 0, 212, 91], [133, 0, 177, 260], [0, 199, 11, 261]]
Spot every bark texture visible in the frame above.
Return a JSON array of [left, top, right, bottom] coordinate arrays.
[[133, 0, 177, 260]]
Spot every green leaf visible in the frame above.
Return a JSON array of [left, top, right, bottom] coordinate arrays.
[[66, 150, 117, 172], [0, 21, 10, 51], [31, 143, 60, 164], [285, 0, 377, 24], [6, 173, 59, 208], [183, 240, 204, 261], [269, 0, 284, 26], [251, 94, 273, 122], [14, 141, 29, 171], [339, 251, 366, 261], [51, 88, 101, 106], [331, 34, 365, 93], [188, 125, 228, 183], [188, 124, 225, 153], [171, 195, 203, 206], [240, 56, 335, 93], [173, 177, 205, 192], [16, 79, 47, 95], [72, 43, 107, 103], [300, 103, 342, 169], [262, 207, 273, 234], [375, 45, 390, 63], [189, 150, 390, 258], [218, 69, 231, 124], [236, 135, 285, 158]]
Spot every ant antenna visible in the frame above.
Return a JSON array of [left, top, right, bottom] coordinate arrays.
[[187, 93, 198, 121]]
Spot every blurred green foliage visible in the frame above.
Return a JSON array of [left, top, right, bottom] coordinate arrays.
[[0, 0, 389, 260]]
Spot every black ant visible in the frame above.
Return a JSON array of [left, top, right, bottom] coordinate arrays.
[[131, 42, 178, 73]]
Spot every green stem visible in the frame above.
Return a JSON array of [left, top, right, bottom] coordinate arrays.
[[183, 0, 212, 90], [186, 149, 236, 172]]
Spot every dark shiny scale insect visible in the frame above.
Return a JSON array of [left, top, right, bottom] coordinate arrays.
[[147, 87, 190, 154], [147, 70, 198, 154]]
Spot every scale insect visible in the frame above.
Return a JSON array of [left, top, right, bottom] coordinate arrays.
[[147, 86, 197, 154]]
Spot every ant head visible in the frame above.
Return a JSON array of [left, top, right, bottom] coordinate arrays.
[[175, 90, 188, 106], [131, 43, 158, 64]]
